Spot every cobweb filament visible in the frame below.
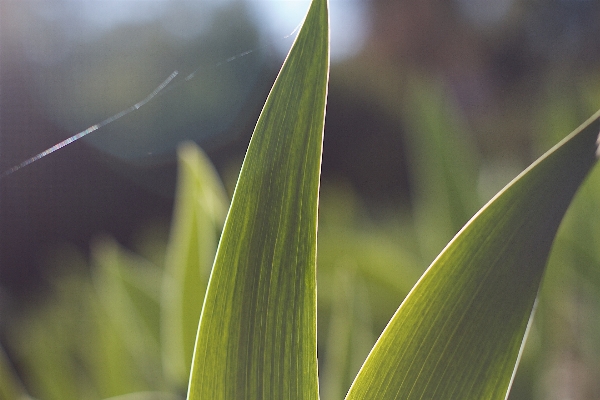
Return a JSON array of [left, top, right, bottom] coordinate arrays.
[[1, 25, 302, 179], [183, 24, 300, 82], [0, 71, 179, 179], [135, 71, 179, 109]]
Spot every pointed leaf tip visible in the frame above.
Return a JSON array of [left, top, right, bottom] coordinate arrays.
[[186, 0, 328, 398]]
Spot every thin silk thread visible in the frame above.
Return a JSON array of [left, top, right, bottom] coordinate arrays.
[[1, 25, 301, 179]]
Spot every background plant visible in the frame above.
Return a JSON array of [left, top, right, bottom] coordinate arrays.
[[2, 0, 600, 399]]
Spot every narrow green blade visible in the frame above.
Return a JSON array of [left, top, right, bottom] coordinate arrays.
[[102, 392, 182, 400], [186, 0, 329, 398], [162, 143, 228, 389], [346, 110, 600, 399], [0, 344, 28, 400], [92, 237, 164, 387]]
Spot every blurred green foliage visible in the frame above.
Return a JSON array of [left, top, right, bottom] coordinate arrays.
[[3, 98, 600, 399], [2, 1, 600, 398]]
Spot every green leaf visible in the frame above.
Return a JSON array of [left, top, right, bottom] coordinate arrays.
[[161, 142, 228, 388], [92, 237, 165, 388], [6, 274, 89, 400], [186, 0, 329, 397], [79, 280, 150, 398], [102, 392, 183, 400], [319, 267, 374, 400], [6, 270, 146, 400], [346, 110, 600, 399], [0, 343, 28, 400], [401, 77, 480, 261]]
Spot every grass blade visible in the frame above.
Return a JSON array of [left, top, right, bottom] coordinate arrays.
[[92, 237, 164, 387], [186, 0, 329, 398], [161, 143, 228, 389], [346, 110, 600, 399], [0, 344, 28, 400], [102, 392, 183, 400]]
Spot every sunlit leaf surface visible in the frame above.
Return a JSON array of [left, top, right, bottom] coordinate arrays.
[[186, 0, 329, 398], [346, 110, 600, 399]]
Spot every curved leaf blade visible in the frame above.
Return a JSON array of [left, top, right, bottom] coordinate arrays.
[[346, 110, 600, 399], [186, 0, 329, 398]]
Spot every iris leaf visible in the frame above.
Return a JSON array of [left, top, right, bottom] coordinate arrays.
[[186, 0, 329, 398], [346, 110, 600, 399]]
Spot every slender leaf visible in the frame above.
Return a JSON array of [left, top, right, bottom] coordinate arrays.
[[0, 344, 28, 400], [402, 77, 480, 261], [161, 143, 227, 389], [102, 392, 183, 400], [6, 270, 146, 400], [6, 275, 89, 400], [346, 110, 600, 399], [320, 267, 374, 400], [92, 237, 164, 387], [80, 282, 149, 398], [186, 0, 329, 397]]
